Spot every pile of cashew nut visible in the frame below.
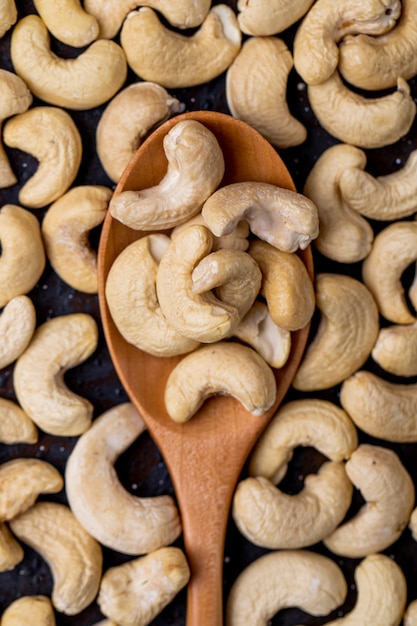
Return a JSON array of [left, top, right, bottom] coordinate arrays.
[[1, 0, 417, 624]]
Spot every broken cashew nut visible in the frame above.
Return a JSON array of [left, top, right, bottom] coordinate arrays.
[[0, 295, 36, 370]]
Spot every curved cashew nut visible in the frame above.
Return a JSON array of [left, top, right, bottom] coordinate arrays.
[[0, 0, 16, 38], [372, 322, 417, 377], [110, 119, 225, 231], [226, 37, 307, 149], [405, 600, 417, 626], [0, 295, 36, 370], [9, 502, 102, 615], [97, 82, 183, 183], [10, 14, 127, 110], [0, 204, 45, 308], [3, 106, 82, 209], [65, 403, 182, 555], [303, 143, 374, 263], [0, 398, 38, 444], [0, 523, 23, 572], [97, 547, 190, 625], [172, 213, 250, 251], [324, 444, 415, 557], [249, 398, 358, 483], [42, 185, 112, 294], [237, 0, 314, 36], [308, 73, 416, 148], [13, 313, 98, 436], [202, 181, 319, 253], [1, 595, 55, 626], [32, 0, 99, 47], [226, 549, 347, 626], [293, 273, 379, 391], [164, 341, 277, 422], [120, 5, 241, 88]]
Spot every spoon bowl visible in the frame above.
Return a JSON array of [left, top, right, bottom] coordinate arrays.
[[97, 110, 313, 626]]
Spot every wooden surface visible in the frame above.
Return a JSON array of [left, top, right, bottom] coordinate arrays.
[[97, 111, 314, 626]]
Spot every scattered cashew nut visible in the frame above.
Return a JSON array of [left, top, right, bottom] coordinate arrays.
[[0, 523, 24, 572], [405, 600, 417, 626], [32, 0, 99, 47], [372, 322, 417, 377], [0, 0, 16, 37], [1, 595, 56, 626], [0, 295, 36, 370], [0, 397, 38, 445], [236, 0, 315, 36]]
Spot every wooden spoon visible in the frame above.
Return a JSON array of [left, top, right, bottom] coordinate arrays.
[[97, 110, 314, 626]]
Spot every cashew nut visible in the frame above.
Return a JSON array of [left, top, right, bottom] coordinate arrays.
[[236, 0, 315, 35], [308, 73, 416, 148], [324, 444, 415, 557], [405, 600, 417, 626], [0, 295, 36, 370], [0, 69, 32, 188], [226, 37, 307, 149], [3, 106, 82, 209], [409, 506, 417, 541], [201, 182, 319, 253], [164, 341, 277, 422], [120, 5, 241, 88], [65, 403, 182, 555], [110, 119, 225, 231], [97, 82, 183, 184], [303, 143, 374, 263], [0, 0, 16, 37], [292, 273, 379, 391], [0, 398, 38, 444], [1, 596, 55, 626], [97, 547, 190, 626], [42, 185, 112, 294], [372, 322, 417, 377], [9, 502, 102, 615], [226, 549, 347, 626], [13, 313, 98, 436], [32, 0, 99, 47], [0, 523, 23, 572], [172, 213, 251, 252], [0, 204, 45, 308], [10, 14, 127, 110]]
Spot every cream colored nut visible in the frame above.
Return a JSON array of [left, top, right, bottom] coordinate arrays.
[[202, 181, 319, 253], [303, 143, 374, 263], [249, 398, 358, 484], [226, 37, 307, 149], [249, 240, 315, 331], [340, 370, 417, 442], [233, 300, 292, 369], [172, 213, 250, 252], [13, 313, 98, 436], [405, 600, 417, 626], [409, 506, 417, 541], [120, 5, 241, 88], [11, 14, 127, 110], [293, 273, 379, 392], [226, 549, 347, 626], [339, 0, 417, 90], [362, 221, 417, 324], [106, 235, 199, 357], [0, 398, 38, 445], [0, 458, 63, 521], [324, 444, 415, 557], [293, 0, 400, 85], [372, 322, 417, 377], [33, 0, 99, 47], [308, 73, 416, 148], [339, 149, 417, 221], [0, 204, 45, 308], [0, 523, 23, 572], [0, 0, 16, 37], [98, 547, 190, 626], [3, 106, 82, 209], [237, 0, 314, 35], [0, 69, 32, 189], [42, 185, 112, 294], [110, 119, 225, 231], [9, 502, 102, 616], [156, 225, 240, 343], [0, 296, 36, 370], [1, 595, 55, 626], [97, 82, 183, 183], [66, 403, 182, 555], [164, 341, 277, 422]]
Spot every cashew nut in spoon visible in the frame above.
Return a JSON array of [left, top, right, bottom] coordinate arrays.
[[226, 37, 307, 149], [172, 213, 250, 251], [0, 204, 46, 308], [32, 0, 99, 47], [405, 601, 417, 626], [1, 595, 56, 626], [303, 143, 374, 263], [372, 322, 417, 377], [324, 444, 415, 557], [292, 273, 379, 392], [0, 397, 38, 444], [0, 523, 23, 572], [201, 181, 319, 253], [120, 5, 241, 89], [293, 0, 401, 85], [97, 82, 184, 183], [3, 106, 82, 209], [97, 547, 190, 626], [65, 403, 182, 555], [164, 341, 277, 422], [9, 502, 102, 616], [110, 119, 225, 231], [236, 0, 314, 35], [10, 14, 127, 110], [0, 295, 36, 370], [13, 313, 98, 436], [42, 185, 112, 294], [308, 73, 416, 148], [0, 0, 16, 37], [226, 549, 347, 626]]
